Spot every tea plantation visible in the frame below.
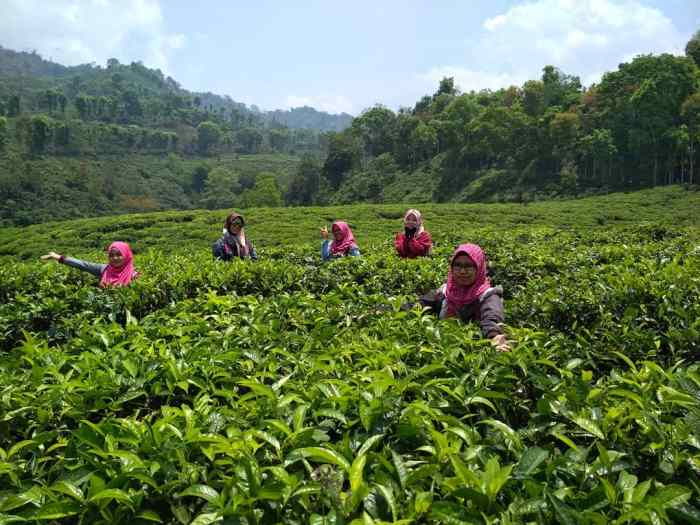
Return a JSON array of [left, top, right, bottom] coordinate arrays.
[[1, 187, 699, 524]]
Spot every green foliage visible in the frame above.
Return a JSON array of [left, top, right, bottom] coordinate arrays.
[[199, 167, 242, 210], [686, 29, 700, 68], [286, 154, 321, 206], [0, 116, 7, 149], [323, 133, 361, 189], [559, 160, 578, 193], [0, 191, 699, 523], [196, 121, 222, 156], [0, 153, 300, 226], [311, 54, 700, 206], [351, 105, 397, 157], [333, 153, 399, 204], [240, 172, 283, 208], [190, 164, 210, 193], [7, 94, 20, 117], [3, 44, 700, 221], [29, 115, 51, 154], [266, 106, 352, 132], [235, 126, 264, 154]]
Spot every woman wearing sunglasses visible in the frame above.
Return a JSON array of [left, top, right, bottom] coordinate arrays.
[[413, 243, 510, 351], [212, 211, 258, 261]]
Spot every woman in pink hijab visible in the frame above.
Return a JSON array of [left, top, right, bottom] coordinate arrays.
[[414, 243, 510, 351], [41, 241, 138, 287], [320, 221, 361, 261]]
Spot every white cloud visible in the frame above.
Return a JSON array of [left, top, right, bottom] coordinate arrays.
[[284, 94, 355, 115], [0, 0, 185, 72], [422, 0, 686, 95]]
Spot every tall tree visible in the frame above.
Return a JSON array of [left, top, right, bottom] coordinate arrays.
[[235, 127, 264, 154], [681, 92, 700, 184], [0, 117, 7, 149], [542, 66, 582, 109], [199, 167, 241, 209], [350, 105, 396, 158], [286, 154, 321, 205], [30, 115, 51, 155], [522, 80, 545, 117], [196, 121, 222, 155], [686, 29, 700, 68], [57, 93, 67, 114], [549, 112, 581, 163], [241, 173, 283, 208], [322, 132, 361, 189], [7, 95, 20, 117]]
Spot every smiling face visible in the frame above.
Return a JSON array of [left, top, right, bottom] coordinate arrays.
[[332, 224, 343, 242], [451, 254, 477, 286], [107, 247, 126, 269]]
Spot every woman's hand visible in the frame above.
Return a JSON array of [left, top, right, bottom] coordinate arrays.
[[320, 226, 329, 240], [40, 251, 62, 262], [490, 333, 511, 352]]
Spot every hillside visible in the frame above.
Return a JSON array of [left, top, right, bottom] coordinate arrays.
[[0, 152, 300, 226], [0, 45, 356, 226], [1, 188, 699, 523], [1, 186, 698, 259], [0, 45, 352, 131], [311, 45, 700, 208], [2, 41, 700, 228]]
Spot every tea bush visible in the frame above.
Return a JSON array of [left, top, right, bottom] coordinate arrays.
[[0, 189, 699, 523]]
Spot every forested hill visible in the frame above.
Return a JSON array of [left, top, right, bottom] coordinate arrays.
[[0, 46, 352, 132], [0, 46, 349, 225], [285, 31, 700, 207], [2, 34, 700, 227]]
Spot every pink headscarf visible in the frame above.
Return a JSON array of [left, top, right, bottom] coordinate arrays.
[[329, 221, 358, 255], [99, 241, 137, 288], [444, 243, 491, 317]]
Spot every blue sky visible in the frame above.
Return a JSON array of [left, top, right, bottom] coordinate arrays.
[[2, 0, 699, 115]]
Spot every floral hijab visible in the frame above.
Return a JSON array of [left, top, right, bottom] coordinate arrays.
[[222, 212, 249, 257], [404, 208, 425, 235]]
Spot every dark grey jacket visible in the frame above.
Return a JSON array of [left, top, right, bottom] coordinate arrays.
[[61, 257, 106, 278], [419, 285, 505, 337]]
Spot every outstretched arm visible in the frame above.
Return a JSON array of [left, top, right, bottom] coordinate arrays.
[[41, 252, 106, 278], [480, 294, 510, 352]]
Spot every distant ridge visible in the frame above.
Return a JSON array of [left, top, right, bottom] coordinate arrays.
[[0, 45, 352, 131]]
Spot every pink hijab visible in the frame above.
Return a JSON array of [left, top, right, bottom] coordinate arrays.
[[329, 221, 358, 255], [99, 241, 137, 288], [444, 243, 491, 317]]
